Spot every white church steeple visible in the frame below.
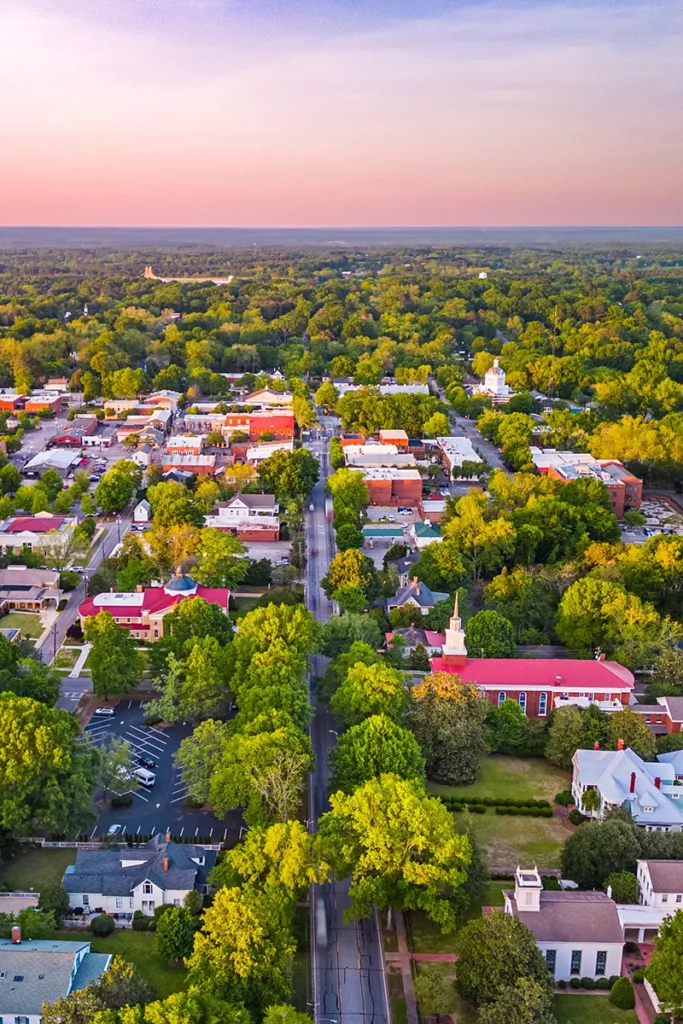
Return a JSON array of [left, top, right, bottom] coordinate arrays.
[[442, 594, 468, 667]]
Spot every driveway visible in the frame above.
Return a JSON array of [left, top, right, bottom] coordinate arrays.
[[82, 700, 241, 843]]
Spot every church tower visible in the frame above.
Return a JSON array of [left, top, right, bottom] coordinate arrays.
[[442, 594, 468, 668]]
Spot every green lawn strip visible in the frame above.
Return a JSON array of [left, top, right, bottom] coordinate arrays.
[[426, 755, 569, 804], [387, 966, 408, 1024], [484, 881, 509, 906], [55, 930, 188, 1001], [553, 994, 639, 1023], [0, 848, 74, 891], [407, 884, 510, 955], [229, 597, 260, 621], [53, 647, 80, 669], [0, 612, 44, 639], [466, 810, 565, 868]]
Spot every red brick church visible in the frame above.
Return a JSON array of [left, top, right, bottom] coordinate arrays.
[[429, 598, 634, 720]]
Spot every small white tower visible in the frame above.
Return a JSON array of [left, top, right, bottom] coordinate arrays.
[[514, 866, 542, 911], [442, 594, 468, 667]]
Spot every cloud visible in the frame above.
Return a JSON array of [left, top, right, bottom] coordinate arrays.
[[0, 0, 681, 224]]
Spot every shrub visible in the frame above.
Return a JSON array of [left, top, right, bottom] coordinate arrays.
[[596, 978, 610, 990], [654, 1016, 669, 1024], [111, 794, 133, 808], [132, 911, 151, 931], [556, 980, 567, 990], [529, 807, 541, 816], [495, 806, 508, 815], [542, 877, 561, 891], [143, 713, 162, 726], [569, 977, 581, 989], [555, 790, 573, 805], [537, 800, 550, 808], [610, 977, 635, 1009], [568, 809, 587, 826], [518, 807, 530, 816], [581, 977, 595, 989], [608, 976, 620, 989], [471, 805, 486, 814], [483, 797, 495, 806], [91, 913, 115, 937], [632, 969, 645, 983], [541, 807, 553, 817]]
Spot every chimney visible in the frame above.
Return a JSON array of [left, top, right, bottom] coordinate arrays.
[[630, 771, 636, 794], [607, 885, 613, 900], [136, 585, 143, 593], [165, 831, 171, 842], [598, 652, 606, 662], [617, 738, 625, 751], [11, 926, 20, 944], [109, 587, 114, 593], [163, 856, 169, 872], [655, 777, 661, 789], [594, 741, 600, 751]]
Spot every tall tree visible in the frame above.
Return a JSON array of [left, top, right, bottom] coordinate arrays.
[[330, 662, 406, 727], [330, 714, 425, 793], [193, 528, 249, 589], [646, 910, 683, 1019], [83, 611, 142, 698], [409, 673, 489, 786]]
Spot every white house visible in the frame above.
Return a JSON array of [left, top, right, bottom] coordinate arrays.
[[0, 512, 77, 554], [475, 358, 513, 404], [0, 936, 111, 1024], [572, 746, 683, 831], [132, 444, 153, 468], [615, 860, 683, 944], [133, 499, 151, 523], [504, 866, 624, 982], [62, 835, 215, 918], [204, 493, 280, 541]]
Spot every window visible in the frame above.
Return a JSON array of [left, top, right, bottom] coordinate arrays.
[[539, 692, 547, 717], [129, 898, 134, 909], [663, 895, 669, 903], [82, 895, 89, 906], [545, 950, 556, 973], [143, 882, 153, 894], [519, 692, 527, 715], [677, 895, 682, 904], [116, 898, 123, 909], [173, 899, 181, 907], [596, 951, 607, 976], [498, 692, 506, 708], [570, 950, 582, 976]]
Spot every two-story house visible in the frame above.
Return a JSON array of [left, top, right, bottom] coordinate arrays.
[[572, 745, 683, 831], [617, 860, 683, 944], [504, 866, 624, 981], [204, 493, 280, 541], [62, 835, 215, 918]]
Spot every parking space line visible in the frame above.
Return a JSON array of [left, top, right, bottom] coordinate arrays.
[[179, 827, 184, 836], [145, 725, 168, 738], [132, 790, 149, 803], [223, 828, 227, 841], [127, 724, 168, 746], [170, 794, 187, 804], [128, 724, 168, 743], [124, 733, 165, 756], [90, 825, 98, 838], [136, 825, 141, 834]]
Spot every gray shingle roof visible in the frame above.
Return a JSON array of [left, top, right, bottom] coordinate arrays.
[[0, 938, 109, 1016], [641, 860, 683, 893], [386, 578, 449, 611], [505, 890, 624, 943], [62, 836, 215, 897]]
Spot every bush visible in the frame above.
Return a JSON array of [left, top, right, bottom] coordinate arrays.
[[91, 913, 115, 937], [654, 1016, 669, 1024], [483, 797, 495, 806], [596, 977, 610, 990], [568, 809, 587, 826], [132, 911, 151, 931], [540, 807, 553, 817], [111, 794, 133, 808], [556, 980, 567, 990], [495, 806, 508, 815], [529, 807, 541, 816], [610, 977, 635, 1009], [581, 977, 595, 989], [555, 790, 573, 805], [608, 976, 620, 989], [471, 805, 486, 814], [542, 877, 561, 891], [632, 969, 645, 983], [569, 977, 581, 989]]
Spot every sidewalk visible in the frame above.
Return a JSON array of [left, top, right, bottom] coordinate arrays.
[[69, 643, 91, 678], [391, 912, 419, 1024]]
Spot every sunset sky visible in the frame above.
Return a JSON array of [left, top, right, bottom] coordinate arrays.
[[1, 0, 681, 226]]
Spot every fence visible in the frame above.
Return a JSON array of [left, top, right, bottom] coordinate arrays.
[[19, 838, 223, 852]]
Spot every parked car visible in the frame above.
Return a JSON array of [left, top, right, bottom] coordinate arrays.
[[136, 756, 156, 770], [387, 515, 396, 522], [133, 767, 156, 788], [107, 823, 123, 836], [93, 707, 115, 717], [273, 558, 289, 567]]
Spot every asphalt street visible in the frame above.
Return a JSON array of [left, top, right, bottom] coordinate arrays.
[[83, 700, 240, 841], [306, 419, 390, 1024]]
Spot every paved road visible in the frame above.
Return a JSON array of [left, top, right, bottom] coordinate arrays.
[[431, 379, 509, 474], [306, 418, 390, 1024]]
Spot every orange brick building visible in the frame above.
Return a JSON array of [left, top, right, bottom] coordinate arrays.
[[530, 448, 642, 517], [363, 468, 423, 506]]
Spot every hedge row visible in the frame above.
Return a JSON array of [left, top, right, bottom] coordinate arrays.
[[557, 976, 618, 991], [447, 803, 554, 817], [441, 796, 550, 809]]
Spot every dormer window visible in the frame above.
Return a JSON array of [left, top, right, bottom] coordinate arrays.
[[143, 882, 153, 894]]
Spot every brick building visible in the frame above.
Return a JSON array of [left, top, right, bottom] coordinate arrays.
[[362, 468, 423, 506], [530, 448, 642, 517], [430, 598, 634, 720]]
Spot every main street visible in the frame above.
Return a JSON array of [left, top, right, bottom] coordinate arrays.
[[305, 418, 390, 1024]]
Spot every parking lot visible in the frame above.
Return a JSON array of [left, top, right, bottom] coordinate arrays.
[[83, 701, 241, 842]]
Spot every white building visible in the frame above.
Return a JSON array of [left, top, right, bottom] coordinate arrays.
[[0, 512, 77, 554], [133, 499, 151, 523], [616, 860, 683, 944], [62, 835, 215, 918], [204, 493, 280, 539], [476, 358, 513, 404], [572, 746, 683, 831], [436, 436, 483, 476], [0, 937, 111, 1024], [504, 866, 624, 982]]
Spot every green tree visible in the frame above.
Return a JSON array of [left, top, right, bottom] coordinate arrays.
[[606, 708, 657, 760], [647, 910, 683, 1018], [409, 673, 489, 786], [17, 906, 56, 938], [315, 382, 339, 411], [132, 988, 251, 1024], [422, 411, 450, 438], [545, 704, 609, 771], [192, 527, 248, 588], [257, 448, 319, 503], [174, 719, 229, 804], [320, 613, 383, 658], [330, 662, 406, 727], [455, 911, 554, 1008], [95, 461, 141, 513], [97, 736, 140, 798], [604, 870, 638, 903], [321, 549, 379, 604], [212, 820, 325, 896], [37, 883, 70, 924], [330, 715, 425, 793], [187, 885, 296, 1013], [319, 774, 470, 931], [149, 597, 233, 674], [155, 906, 197, 963], [561, 819, 641, 889], [147, 481, 203, 527], [83, 611, 142, 698], [487, 699, 544, 757], [465, 610, 516, 658], [478, 978, 556, 1024]]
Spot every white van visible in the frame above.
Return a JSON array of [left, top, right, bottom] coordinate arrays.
[[133, 767, 156, 788]]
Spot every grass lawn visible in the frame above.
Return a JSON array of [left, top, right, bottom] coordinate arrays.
[[427, 755, 569, 804], [468, 809, 567, 868], [387, 966, 408, 1024], [0, 847, 74, 891], [53, 646, 80, 669], [553, 994, 639, 1023], [230, 596, 260, 621], [414, 963, 475, 1023], [0, 611, 44, 639], [406, 884, 510, 954], [57, 930, 188, 1000]]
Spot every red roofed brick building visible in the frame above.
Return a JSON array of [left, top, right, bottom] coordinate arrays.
[[430, 597, 634, 720], [0, 512, 77, 554], [78, 570, 230, 642]]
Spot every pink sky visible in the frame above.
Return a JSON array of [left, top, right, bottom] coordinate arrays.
[[0, 0, 682, 226]]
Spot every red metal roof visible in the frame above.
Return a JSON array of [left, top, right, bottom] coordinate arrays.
[[78, 586, 230, 621], [5, 516, 66, 533], [429, 657, 634, 690]]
